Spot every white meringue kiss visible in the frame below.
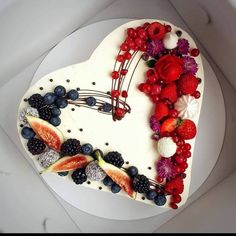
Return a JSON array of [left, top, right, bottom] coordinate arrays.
[[163, 32, 178, 50]]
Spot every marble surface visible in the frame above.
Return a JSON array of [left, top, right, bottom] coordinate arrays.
[[0, 0, 236, 233]]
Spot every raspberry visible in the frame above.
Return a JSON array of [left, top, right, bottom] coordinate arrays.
[[160, 83, 178, 103], [154, 102, 169, 121], [178, 74, 198, 95], [165, 176, 184, 195]]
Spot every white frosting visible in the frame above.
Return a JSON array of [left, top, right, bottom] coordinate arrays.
[[175, 95, 199, 119], [157, 137, 177, 158], [163, 32, 178, 50]]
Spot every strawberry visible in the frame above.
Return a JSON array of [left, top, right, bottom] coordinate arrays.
[[160, 83, 177, 103], [178, 74, 198, 95], [160, 118, 178, 134], [154, 102, 169, 121], [176, 119, 197, 140]]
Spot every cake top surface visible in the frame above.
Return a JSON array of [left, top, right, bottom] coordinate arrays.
[[17, 19, 204, 210]]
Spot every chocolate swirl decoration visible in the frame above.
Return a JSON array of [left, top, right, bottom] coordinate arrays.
[[66, 89, 131, 117]]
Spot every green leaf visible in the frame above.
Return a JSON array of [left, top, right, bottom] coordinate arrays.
[[146, 59, 156, 68]]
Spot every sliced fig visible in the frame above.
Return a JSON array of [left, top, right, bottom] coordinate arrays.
[[26, 116, 64, 152], [96, 151, 136, 198], [41, 154, 93, 173]]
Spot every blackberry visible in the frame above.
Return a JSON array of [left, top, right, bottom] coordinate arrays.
[[28, 94, 45, 109], [104, 151, 124, 168], [71, 168, 87, 184], [61, 139, 81, 156], [38, 106, 52, 121], [27, 138, 46, 155], [133, 175, 150, 193]]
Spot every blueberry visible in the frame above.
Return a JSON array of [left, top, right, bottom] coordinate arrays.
[[58, 171, 69, 176], [111, 183, 121, 193], [54, 85, 66, 97], [50, 116, 61, 126], [21, 127, 35, 139], [67, 89, 79, 100], [85, 96, 96, 106], [81, 143, 93, 155], [44, 92, 57, 105], [146, 190, 158, 200], [127, 166, 138, 177], [103, 176, 114, 187], [102, 103, 112, 112], [154, 194, 167, 206], [51, 107, 61, 117], [55, 97, 68, 108]]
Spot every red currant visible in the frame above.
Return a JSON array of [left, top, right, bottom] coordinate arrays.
[[128, 40, 135, 49], [177, 139, 184, 147], [111, 71, 119, 80], [142, 22, 150, 29], [120, 43, 129, 51], [135, 37, 145, 47], [183, 143, 191, 151], [170, 203, 179, 209], [133, 45, 139, 51], [127, 28, 137, 39], [192, 90, 201, 99], [142, 83, 151, 94], [146, 69, 154, 77], [169, 109, 179, 118], [176, 147, 182, 155], [165, 25, 172, 32], [156, 176, 164, 183], [115, 108, 126, 118], [180, 162, 188, 170], [146, 75, 157, 84], [121, 69, 128, 76], [117, 54, 124, 63], [124, 52, 132, 60], [191, 48, 200, 57], [151, 95, 159, 103], [140, 44, 147, 52], [138, 83, 145, 92], [150, 84, 161, 96], [172, 195, 182, 203], [138, 28, 147, 39], [172, 136, 179, 143], [175, 155, 185, 164], [111, 90, 120, 98], [175, 165, 182, 174], [121, 90, 128, 98]]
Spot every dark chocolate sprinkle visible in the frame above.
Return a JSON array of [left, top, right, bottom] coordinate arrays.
[[87, 181, 91, 184], [66, 79, 70, 83], [92, 82, 96, 85], [79, 128, 83, 132], [39, 87, 43, 90], [99, 186, 102, 190], [49, 79, 53, 82]]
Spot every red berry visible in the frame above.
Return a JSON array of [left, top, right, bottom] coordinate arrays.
[[175, 165, 182, 174], [191, 48, 200, 57], [169, 109, 179, 118], [183, 143, 191, 151], [160, 83, 178, 103], [177, 89, 183, 97], [176, 119, 197, 140], [177, 139, 184, 147], [160, 118, 178, 134], [178, 74, 198, 95], [184, 151, 191, 158], [192, 90, 201, 99], [175, 155, 185, 164], [127, 28, 137, 39], [176, 147, 182, 155], [138, 83, 145, 92], [146, 69, 155, 77], [154, 102, 169, 121], [120, 43, 129, 51], [165, 24, 172, 32], [151, 95, 159, 103], [147, 22, 166, 40], [140, 44, 147, 52], [142, 83, 151, 94], [135, 37, 145, 47], [117, 54, 124, 62], [150, 84, 161, 96], [127, 40, 135, 49], [142, 22, 150, 29], [111, 71, 119, 80], [121, 69, 128, 76], [170, 202, 179, 209], [133, 45, 139, 51], [172, 195, 182, 203], [172, 136, 179, 143], [121, 90, 128, 98], [124, 52, 132, 60], [156, 176, 164, 183], [115, 108, 126, 118], [111, 90, 120, 98], [146, 75, 157, 84], [180, 162, 188, 170], [138, 28, 147, 39]]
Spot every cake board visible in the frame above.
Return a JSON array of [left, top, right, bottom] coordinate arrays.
[[24, 19, 225, 220]]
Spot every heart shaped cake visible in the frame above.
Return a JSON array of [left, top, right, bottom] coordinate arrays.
[[17, 19, 204, 209]]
